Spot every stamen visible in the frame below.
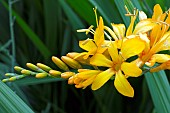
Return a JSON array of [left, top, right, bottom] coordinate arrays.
[[93, 7, 98, 27], [104, 26, 118, 40], [124, 6, 138, 17], [82, 38, 93, 45], [86, 25, 94, 35], [104, 31, 112, 41]]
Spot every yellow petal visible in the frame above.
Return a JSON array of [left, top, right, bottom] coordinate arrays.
[[133, 19, 156, 35], [79, 40, 97, 52], [139, 33, 150, 53], [90, 54, 113, 67], [111, 23, 125, 39], [77, 70, 101, 79], [126, 11, 137, 36], [151, 54, 170, 63], [114, 70, 134, 97], [121, 62, 142, 77], [152, 4, 163, 21], [92, 68, 115, 90], [82, 75, 96, 87], [153, 31, 170, 53], [121, 38, 145, 59], [83, 48, 97, 59], [108, 42, 119, 63], [94, 17, 104, 46], [139, 11, 147, 20]]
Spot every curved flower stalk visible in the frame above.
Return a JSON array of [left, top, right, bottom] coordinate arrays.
[[2, 4, 170, 98]]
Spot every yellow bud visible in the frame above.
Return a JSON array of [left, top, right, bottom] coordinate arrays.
[[14, 66, 23, 72], [61, 72, 75, 79], [74, 77, 82, 84], [52, 56, 69, 71], [35, 73, 48, 78], [9, 77, 16, 81], [78, 69, 89, 72], [66, 52, 79, 59], [49, 70, 61, 77], [37, 63, 52, 72], [21, 70, 32, 75], [75, 84, 84, 88], [2, 79, 9, 82], [26, 63, 38, 71], [68, 76, 75, 84], [61, 56, 82, 69], [5, 73, 16, 76]]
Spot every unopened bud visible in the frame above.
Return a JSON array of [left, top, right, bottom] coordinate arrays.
[[9, 77, 16, 81], [49, 70, 61, 77], [5, 73, 16, 77], [66, 52, 79, 59], [2, 79, 9, 82], [37, 63, 52, 72], [68, 76, 75, 84], [21, 69, 35, 75], [61, 56, 82, 69], [35, 73, 48, 78], [61, 72, 75, 79], [52, 56, 69, 71], [26, 63, 38, 71], [14, 66, 23, 72], [74, 77, 82, 84]]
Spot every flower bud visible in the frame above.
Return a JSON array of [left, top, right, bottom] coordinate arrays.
[[21, 69, 35, 75], [61, 56, 82, 69], [2, 79, 9, 82], [52, 56, 69, 71], [14, 66, 23, 72], [26, 63, 38, 71], [37, 63, 52, 72], [35, 73, 48, 78], [49, 70, 61, 77], [5, 73, 16, 77], [61, 72, 75, 79]]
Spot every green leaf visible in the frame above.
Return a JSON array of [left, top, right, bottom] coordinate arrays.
[[14, 77, 65, 86], [1, 0, 51, 59], [114, 0, 130, 26], [0, 81, 34, 113], [145, 71, 170, 113]]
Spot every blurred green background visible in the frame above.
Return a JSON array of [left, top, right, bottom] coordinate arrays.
[[0, 0, 169, 113]]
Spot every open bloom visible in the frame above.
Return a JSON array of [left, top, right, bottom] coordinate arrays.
[[132, 4, 170, 69], [88, 37, 145, 97], [78, 17, 109, 59]]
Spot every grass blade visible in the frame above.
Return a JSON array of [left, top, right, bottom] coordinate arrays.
[[1, 0, 51, 59], [145, 71, 170, 113], [0, 81, 34, 113]]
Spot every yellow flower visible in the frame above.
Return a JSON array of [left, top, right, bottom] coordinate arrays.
[[89, 38, 145, 97], [79, 17, 110, 59], [133, 4, 170, 68]]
